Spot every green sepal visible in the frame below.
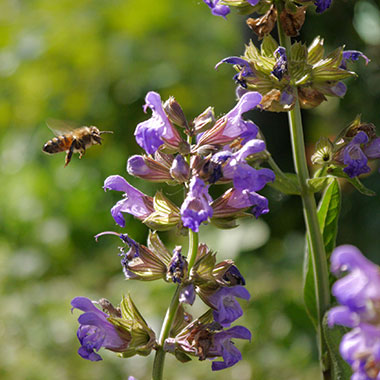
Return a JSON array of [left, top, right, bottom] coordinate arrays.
[[261, 35, 279, 58], [269, 172, 301, 195], [307, 36, 325, 65], [327, 166, 376, 196], [307, 176, 332, 193], [174, 350, 192, 363], [322, 313, 352, 380]]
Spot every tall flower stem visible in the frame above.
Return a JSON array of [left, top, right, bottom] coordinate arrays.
[[152, 229, 199, 380], [275, 1, 331, 376]]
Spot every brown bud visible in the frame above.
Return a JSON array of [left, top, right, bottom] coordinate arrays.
[[298, 87, 326, 109], [246, 5, 277, 39], [346, 122, 377, 140], [280, 6, 306, 37], [164, 96, 189, 131], [260, 89, 295, 112]]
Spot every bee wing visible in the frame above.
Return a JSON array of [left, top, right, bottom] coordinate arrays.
[[46, 118, 80, 136]]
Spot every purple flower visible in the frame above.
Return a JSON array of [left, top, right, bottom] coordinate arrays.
[[215, 57, 254, 88], [208, 326, 251, 371], [339, 324, 380, 380], [314, 0, 332, 13], [340, 50, 370, 70], [208, 285, 250, 327], [71, 297, 130, 361], [134, 91, 182, 154], [127, 155, 172, 182], [197, 92, 262, 147], [179, 284, 196, 305], [203, 0, 230, 18], [329, 82, 347, 97], [271, 47, 288, 81], [180, 176, 213, 232], [329, 245, 380, 322], [170, 154, 190, 182], [104, 175, 154, 227], [343, 132, 371, 178]]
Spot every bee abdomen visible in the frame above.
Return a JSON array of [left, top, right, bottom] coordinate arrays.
[[42, 136, 70, 154]]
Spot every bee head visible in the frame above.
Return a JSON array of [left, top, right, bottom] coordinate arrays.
[[89, 126, 113, 145]]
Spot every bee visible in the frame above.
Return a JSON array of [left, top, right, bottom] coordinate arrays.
[[42, 119, 113, 167]]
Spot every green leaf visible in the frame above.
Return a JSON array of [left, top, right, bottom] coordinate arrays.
[[261, 35, 278, 57], [327, 166, 376, 196], [303, 179, 341, 327], [322, 314, 352, 380], [307, 176, 332, 193], [268, 172, 301, 195]]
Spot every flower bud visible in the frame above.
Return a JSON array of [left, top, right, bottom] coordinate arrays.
[[170, 155, 190, 183], [193, 106, 216, 134], [166, 246, 188, 284], [163, 96, 189, 131], [127, 155, 173, 182]]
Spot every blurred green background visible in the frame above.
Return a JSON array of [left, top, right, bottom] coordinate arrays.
[[1, 0, 380, 379]]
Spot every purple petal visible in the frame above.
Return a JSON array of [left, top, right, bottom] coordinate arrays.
[[203, 0, 230, 18], [271, 47, 288, 81], [71, 297, 108, 318], [328, 306, 359, 328], [330, 82, 347, 97], [179, 284, 196, 305], [314, 0, 332, 13], [364, 137, 380, 159], [340, 50, 370, 70]]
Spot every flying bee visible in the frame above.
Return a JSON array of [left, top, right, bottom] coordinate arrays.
[[42, 119, 113, 167]]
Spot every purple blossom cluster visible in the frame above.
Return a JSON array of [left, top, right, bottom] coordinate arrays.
[[328, 245, 380, 379], [71, 90, 271, 371], [103, 91, 274, 233]]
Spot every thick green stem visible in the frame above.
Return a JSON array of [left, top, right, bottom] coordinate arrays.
[[152, 229, 199, 380], [275, 3, 331, 377]]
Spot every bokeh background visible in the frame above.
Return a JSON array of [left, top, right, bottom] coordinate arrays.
[[1, 0, 380, 379]]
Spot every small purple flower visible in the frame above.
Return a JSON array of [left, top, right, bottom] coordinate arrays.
[[197, 92, 262, 147], [343, 132, 371, 178], [271, 47, 288, 81], [179, 284, 196, 305], [215, 57, 254, 89], [170, 155, 190, 182], [134, 91, 182, 155], [208, 326, 251, 371], [71, 297, 130, 361], [208, 285, 250, 327], [329, 245, 380, 321], [340, 50, 370, 70], [314, 0, 332, 13], [339, 324, 380, 380], [329, 82, 347, 97], [222, 265, 246, 286], [180, 176, 213, 232], [203, 0, 230, 18], [127, 155, 172, 182], [104, 175, 154, 227]]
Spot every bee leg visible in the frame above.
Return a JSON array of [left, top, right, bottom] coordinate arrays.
[[64, 143, 75, 167]]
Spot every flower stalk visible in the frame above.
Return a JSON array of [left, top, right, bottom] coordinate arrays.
[[152, 229, 199, 380], [275, 1, 331, 375]]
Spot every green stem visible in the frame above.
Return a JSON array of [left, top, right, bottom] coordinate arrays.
[[152, 229, 199, 380], [275, 3, 331, 377]]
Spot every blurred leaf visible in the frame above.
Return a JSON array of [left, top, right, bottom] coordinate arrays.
[[322, 313, 352, 380], [303, 179, 341, 327]]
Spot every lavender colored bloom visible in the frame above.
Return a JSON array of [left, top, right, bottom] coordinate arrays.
[[180, 176, 213, 232], [215, 57, 254, 88], [314, 0, 332, 13], [134, 91, 181, 154], [203, 0, 230, 18], [208, 285, 250, 327], [104, 175, 154, 227], [222, 265, 246, 286], [330, 82, 347, 97], [340, 50, 370, 70], [343, 132, 371, 178], [197, 92, 262, 147], [71, 297, 130, 361], [127, 155, 172, 182], [339, 324, 380, 380], [170, 154, 190, 182], [271, 47, 288, 81], [329, 245, 380, 320], [179, 284, 196, 305], [208, 326, 251, 371]]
